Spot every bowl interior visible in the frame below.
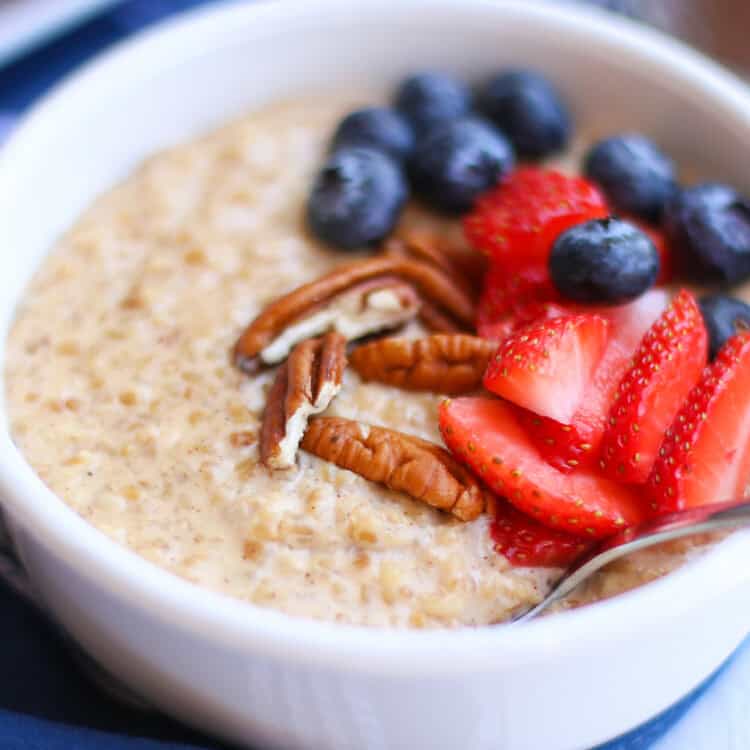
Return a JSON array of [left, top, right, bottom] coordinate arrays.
[[1, 0, 750, 658]]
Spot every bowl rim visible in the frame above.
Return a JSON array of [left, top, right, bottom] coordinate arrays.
[[2, 0, 750, 675]]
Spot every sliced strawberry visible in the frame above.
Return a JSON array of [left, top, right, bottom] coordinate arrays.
[[516, 410, 597, 473], [632, 220, 674, 285], [647, 333, 750, 513], [483, 314, 610, 424], [521, 290, 670, 472], [464, 167, 608, 274], [599, 290, 708, 483], [478, 319, 524, 343], [621, 216, 674, 285], [476, 263, 562, 340], [440, 397, 645, 538], [489, 499, 591, 567], [477, 302, 568, 343]]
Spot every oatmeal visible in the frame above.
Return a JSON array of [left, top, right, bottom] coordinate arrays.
[[4, 96, 720, 627]]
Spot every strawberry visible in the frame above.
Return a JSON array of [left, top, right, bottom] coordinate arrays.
[[464, 167, 608, 274], [599, 290, 708, 483], [631, 219, 674, 285], [489, 499, 591, 567], [439, 397, 645, 538], [520, 290, 669, 472], [647, 333, 750, 513], [476, 263, 562, 341], [483, 314, 610, 424], [516, 410, 597, 473]]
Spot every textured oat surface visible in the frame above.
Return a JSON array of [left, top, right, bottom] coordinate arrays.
[[5, 96, 713, 627]]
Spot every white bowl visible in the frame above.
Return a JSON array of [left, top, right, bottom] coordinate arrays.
[[1, 2, 750, 748]]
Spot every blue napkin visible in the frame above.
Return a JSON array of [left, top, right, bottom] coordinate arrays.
[[0, 2, 742, 748], [0, 1, 213, 113], [0, 582, 225, 749]]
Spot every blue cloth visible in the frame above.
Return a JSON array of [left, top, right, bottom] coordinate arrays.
[[0, 1, 745, 748], [0, 1, 211, 112], [0, 585, 224, 748]]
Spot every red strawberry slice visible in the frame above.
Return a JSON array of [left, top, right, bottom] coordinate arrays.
[[440, 397, 645, 538], [599, 290, 708, 483], [477, 302, 568, 343], [630, 219, 674, 285], [520, 290, 669, 472], [483, 314, 610, 424], [516, 410, 597, 473], [647, 333, 750, 513], [489, 499, 591, 567], [464, 167, 608, 274], [476, 263, 562, 341]]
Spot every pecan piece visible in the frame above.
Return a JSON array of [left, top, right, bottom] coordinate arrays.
[[255, 277, 418, 373], [384, 236, 472, 332], [350, 334, 497, 394], [233, 257, 476, 373], [260, 333, 346, 470], [301, 417, 489, 520], [383, 235, 456, 277], [385, 228, 487, 294], [416, 301, 464, 334]]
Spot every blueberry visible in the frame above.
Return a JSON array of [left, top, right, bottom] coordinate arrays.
[[331, 107, 415, 161], [408, 116, 514, 214], [478, 69, 570, 158], [663, 183, 750, 283], [307, 148, 407, 250], [549, 217, 659, 304], [698, 295, 750, 359], [584, 134, 676, 223], [394, 72, 471, 133]]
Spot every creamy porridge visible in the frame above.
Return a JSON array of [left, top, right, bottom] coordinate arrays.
[[4, 96, 719, 627]]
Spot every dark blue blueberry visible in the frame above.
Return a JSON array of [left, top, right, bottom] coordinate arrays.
[[394, 72, 471, 133], [584, 134, 676, 222], [549, 217, 659, 304], [408, 116, 514, 214], [698, 295, 750, 359], [663, 183, 750, 283], [307, 148, 407, 250], [479, 69, 570, 158], [330, 107, 415, 161]]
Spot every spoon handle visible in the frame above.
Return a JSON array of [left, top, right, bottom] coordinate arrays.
[[512, 499, 750, 623]]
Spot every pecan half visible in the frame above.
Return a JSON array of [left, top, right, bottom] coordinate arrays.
[[260, 333, 346, 470], [383, 235, 456, 278], [254, 277, 420, 374], [301, 417, 489, 520], [416, 301, 465, 334], [350, 334, 497, 394], [236, 276, 418, 374], [233, 257, 476, 373], [385, 228, 487, 294]]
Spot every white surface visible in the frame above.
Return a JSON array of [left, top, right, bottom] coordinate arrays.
[[657, 640, 750, 750], [1, 2, 750, 749], [0, 114, 16, 144], [0, 0, 121, 67]]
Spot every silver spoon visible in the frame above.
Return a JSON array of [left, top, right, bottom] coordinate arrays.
[[512, 499, 750, 623]]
